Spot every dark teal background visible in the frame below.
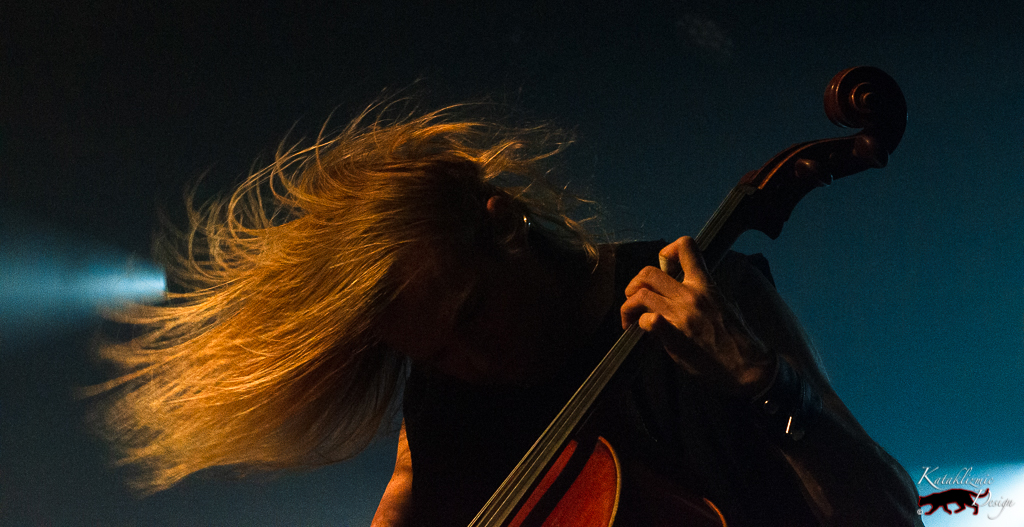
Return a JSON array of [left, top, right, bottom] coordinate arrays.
[[2, 1, 1021, 524]]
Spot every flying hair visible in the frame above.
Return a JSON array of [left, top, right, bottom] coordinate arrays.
[[86, 100, 600, 493]]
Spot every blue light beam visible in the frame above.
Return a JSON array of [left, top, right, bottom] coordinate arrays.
[[0, 211, 166, 353]]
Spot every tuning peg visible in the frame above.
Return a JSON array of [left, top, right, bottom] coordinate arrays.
[[853, 135, 888, 168], [793, 158, 831, 186]]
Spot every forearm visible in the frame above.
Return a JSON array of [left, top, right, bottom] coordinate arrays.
[[717, 254, 921, 524], [371, 423, 414, 527], [770, 359, 923, 525]]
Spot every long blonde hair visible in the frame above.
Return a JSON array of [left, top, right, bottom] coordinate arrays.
[[88, 102, 599, 493]]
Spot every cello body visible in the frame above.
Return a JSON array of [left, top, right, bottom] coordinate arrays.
[[507, 436, 727, 527]]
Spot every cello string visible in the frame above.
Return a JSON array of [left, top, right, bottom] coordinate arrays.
[[472, 186, 749, 525]]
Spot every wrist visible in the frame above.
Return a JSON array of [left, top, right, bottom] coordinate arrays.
[[750, 355, 822, 444]]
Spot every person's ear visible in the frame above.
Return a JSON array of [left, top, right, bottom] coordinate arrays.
[[485, 195, 529, 251]]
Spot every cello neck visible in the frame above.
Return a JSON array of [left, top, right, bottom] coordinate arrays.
[[469, 181, 751, 527]]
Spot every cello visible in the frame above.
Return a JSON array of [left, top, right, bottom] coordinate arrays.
[[469, 66, 908, 526]]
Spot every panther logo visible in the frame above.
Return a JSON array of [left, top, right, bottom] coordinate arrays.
[[918, 488, 990, 515]]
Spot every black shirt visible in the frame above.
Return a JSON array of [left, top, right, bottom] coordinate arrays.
[[402, 242, 818, 526]]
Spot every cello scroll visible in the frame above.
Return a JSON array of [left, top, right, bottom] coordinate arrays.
[[700, 66, 907, 266]]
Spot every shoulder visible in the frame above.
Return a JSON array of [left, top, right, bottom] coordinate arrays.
[[716, 251, 776, 288]]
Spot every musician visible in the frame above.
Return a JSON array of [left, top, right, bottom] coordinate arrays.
[[91, 105, 922, 525]]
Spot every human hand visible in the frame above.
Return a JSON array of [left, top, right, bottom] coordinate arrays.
[[620, 236, 775, 398]]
